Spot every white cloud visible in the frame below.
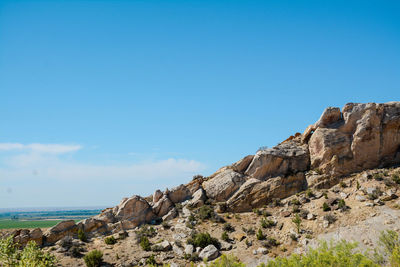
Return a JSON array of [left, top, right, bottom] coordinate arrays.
[[0, 143, 82, 154]]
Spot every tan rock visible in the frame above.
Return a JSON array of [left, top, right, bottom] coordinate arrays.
[[152, 195, 174, 217], [203, 169, 246, 202], [114, 195, 156, 227], [167, 184, 191, 203], [44, 220, 77, 244]]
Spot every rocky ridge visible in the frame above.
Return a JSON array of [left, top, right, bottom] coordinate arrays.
[[8, 102, 400, 266]]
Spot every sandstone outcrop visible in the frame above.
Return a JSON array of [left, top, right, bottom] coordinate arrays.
[[167, 184, 192, 204], [152, 195, 174, 217], [306, 102, 400, 176], [12, 228, 43, 247], [203, 169, 246, 202], [244, 140, 310, 180], [113, 195, 156, 227], [44, 220, 77, 244]]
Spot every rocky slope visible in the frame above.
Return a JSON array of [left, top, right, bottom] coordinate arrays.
[[6, 102, 400, 266]]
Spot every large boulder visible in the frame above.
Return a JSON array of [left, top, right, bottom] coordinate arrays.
[[44, 220, 77, 244], [203, 169, 246, 202], [187, 187, 207, 208], [199, 245, 219, 261], [245, 140, 310, 180], [227, 173, 307, 212], [307, 102, 400, 176], [114, 195, 156, 227], [152, 195, 174, 217], [231, 155, 254, 173], [77, 218, 107, 233], [153, 189, 163, 203], [167, 184, 191, 203], [95, 208, 116, 224], [13, 228, 43, 247]]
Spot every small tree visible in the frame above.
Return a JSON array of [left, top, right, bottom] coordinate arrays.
[[78, 229, 87, 242], [84, 250, 103, 267], [292, 214, 302, 234]]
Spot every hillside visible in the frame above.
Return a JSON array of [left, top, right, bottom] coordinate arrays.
[[3, 102, 400, 267]]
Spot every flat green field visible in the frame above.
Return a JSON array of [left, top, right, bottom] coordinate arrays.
[[0, 220, 63, 229]]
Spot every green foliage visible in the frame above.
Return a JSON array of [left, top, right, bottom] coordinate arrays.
[[292, 214, 302, 234], [291, 199, 301, 206], [340, 181, 347, 188], [104, 236, 117, 245], [356, 180, 361, 190], [223, 223, 235, 232], [221, 231, 229, 242], [0, 236, 56, 267], [78, 229, 87, 242], [84, 250, 103, 267], [338, 199, 348, 211], [259, 240, 378, 267], [392, 174, 400, 184], [140, 236, 151, 251], [379, 230, 400, 255], [187, 232, 220, 249], [253, 208, 262, 216], [306, 189, 314, 198], [162, 221, 171, 229], [261, 218, 276, 229], [198, 205, 216, 221], [205, 254, 245, 267], [256, 229, 265, 240], [242, 227, 255, 236], [322, 202, 331, 211], [146, 255, 157, 265]]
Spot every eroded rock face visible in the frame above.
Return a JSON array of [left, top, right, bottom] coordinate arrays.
[[44, 220, 77, 244], [113, 195, 156, 227], [307, 102, 400, 176], [13, 228, 43, 247], [152, 195, 174, 217], [187, 187, 207, 208], [167, 184, 192, 204], [231, 155, 254, 173], [227, 173, 307, 212], [245, 140, 310, 180], [77, 218, 107, 233], [203, 169, 246, 202]]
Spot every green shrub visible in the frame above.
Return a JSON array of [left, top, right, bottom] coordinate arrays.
[[306, 189, 314, 198], [104, 236, 117, 245], [146, 255, 157, 265], [223, 223, 235, 232], [392, 174, 400, 184], [206, 254, 245, 267], [261, 218, 276, 229], [322, 202, 331, 211], [221, 231, 229, 242], [0, 237, 56, 267], [292, 214, 302, 234], [198, 205, 215, 221], [338, 199, 348, 211], [78, 229, 87, 242], [140, 236, 151, 251], [187, 232, 220, 249], [256, 229, 265, 240], [84, 250, 103, 267], [258, 240, 377, 267]]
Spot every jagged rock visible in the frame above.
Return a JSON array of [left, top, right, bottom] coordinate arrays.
[[153, 195, 174, 217], [231, 155, 254, 173], [13, 228, 43, 247], [245, 140, 310, 180], [113, 195, 156, 228], [162, 207, 178, 221], [227, 173, 307, 212], [187, 188, 207, 208], [356, 195, 366, 202], [77, 218, 107, 233], [184, 244, 194, 255], [199, 245, 219, 261], [94, 208, 115, 223], [307, 102, 400, 176], [203, 169, 246, 202], [172, 244, 184, 256], [307, 213, 316, 220], [159, 240, 172, 251], [167, 184, 191, 203], [153, 190, 163, 203], [44, 220, 77, 244]]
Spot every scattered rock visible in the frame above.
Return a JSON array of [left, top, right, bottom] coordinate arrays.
[[199, 245, 219, 261]]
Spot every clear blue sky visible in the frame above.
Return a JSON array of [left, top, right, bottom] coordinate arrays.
[[1, 0, 399, 208]]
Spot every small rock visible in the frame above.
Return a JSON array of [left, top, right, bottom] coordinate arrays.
[[199, 245, 219, 261], [281, 211, 291, 217], [355, 195, 366, 202], [220, 241, 232, 251], [172, 244, 184, 256], [257, 247, 268, 255], [253, 249, 257, 255], [307, 213, 316, 220], [340, 192, 348, 199], [365, 202, 374, 207], [322, 220, 329, 228], [367, 187, 377, 195], [184, 244, 194, 255]]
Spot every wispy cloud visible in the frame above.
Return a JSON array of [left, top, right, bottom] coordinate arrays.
[[0, 143, 82, 154]]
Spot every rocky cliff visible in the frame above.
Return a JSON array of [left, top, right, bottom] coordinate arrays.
[[14, 102, 400, 246]]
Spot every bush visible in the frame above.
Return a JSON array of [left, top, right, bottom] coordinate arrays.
[[261, 218, 276, 229], [322, 202, 331, 211], [292, 214, 302, 234], [256, 229, 265, 240], [140, 236, 151, 251], [104, 236, 117, 245], [0, 237, 56, 267], [392, 174, 400, 184], [187, 232, 220, 249], [306, 189, 314, 198], [78, 229, 87, 242], [258, 240, 377, 267], [146, 255, 157, 265], [162, 221, 171, 229], [223, 223, 235, 232], [206, 254, 245, 267], [324, 214, 337, 224], [242, 227, 255, 235], [338, 199, 348, 211], [221, 231, 229, 242], [198, 205, 215, 221], [84, 250, 103, 267]]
